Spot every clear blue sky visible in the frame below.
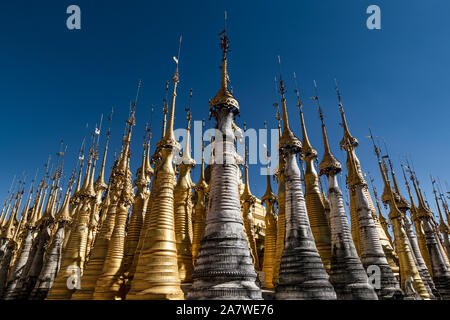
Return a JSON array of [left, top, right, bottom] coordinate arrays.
[[0, 0, 449, 220]]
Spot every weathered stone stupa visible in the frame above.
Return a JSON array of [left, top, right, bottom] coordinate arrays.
[[187, 27, 262, 300]]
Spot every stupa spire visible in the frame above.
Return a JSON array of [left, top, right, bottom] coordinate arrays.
[[297, 79, 332, 273], [192, 123, 208, 265], [274, 62, 335, 300], [161, 81, 169, 137], [210, 14, 239, 112], [3, 169, 47, 300], [432, 177, 450, 258], [334, 79, 400, 283], [28, 170, 76, 300], [127, 38, 184, 300], [144, 105, 155, 179], [368, 173, 394, 247], [0, 175, 16, 224], [370, 134, 429, 299], [94, 109, 113, 193], [173, 90, 196, 283], [240, 123, 259, 269], [73, 83, 139, 300], [272, 79, 286, 287], [188, 18, 262, 300], [317, 105, 377, 300], [261, 124, 277, 289]]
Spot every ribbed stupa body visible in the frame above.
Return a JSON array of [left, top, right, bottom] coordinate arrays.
[[326, 174, 377, 299], [121, 180, 156, 297], [421, 216, 450, 299], [275, 150, 336, 300], [62, 196, 81, 251], [241, 165, 259, 270], [376, 159, 429, 299], [174, 110, 196, 282], [0, 240, 17, 297], [20, 182, 57, 299], [174, 164, 194, 283], [47, 166, 96, 300], [241, 200, 259, 269], [187, 108, 262, 300], [4, 188, 44, 299], [403, 215, 437, 298], [390, 216, 429, 299], [20, 220, 54, 299], [119, 168, 149, 298], [302, 157, 331, 273], [434, 223, 450, 269], [192, 177, 207, 265], [71, 165, 121, 299], [29, 180, 74, 300], [93, 167, 133, 300], [272, 158, 286, 287], [261, 179, 277, 289], [354, 185, 403, 299], [6, 227, 41, 300], [342, 146, 399, 278], [348, 173, 400, 277], [439, 226, 450, 260], [29, 221, 67, 299], [413, 217, 433, 277], [85, 190, 103, 261], [299, 109, 331, 273], [316, 115, 377, 300], [3, 226, 35, 299], [71, 204, 118, 299]]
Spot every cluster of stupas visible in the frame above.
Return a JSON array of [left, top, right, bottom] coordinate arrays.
[[0, 25, 450, 301]]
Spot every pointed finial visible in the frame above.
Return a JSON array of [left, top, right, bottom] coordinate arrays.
[[262, 137, 276, 204], [224, 10, 227, 32], [277, 56, 285, 98], [334, 78, 342, 105], [294, 75, 315, 158], [311, 80, 324, 123], [210, 17, 239, 112], [293, 72, 302, 111], [160, 37, 182, 149], [185, 88, 193, 129], [161, 83, 169, 137], [94, 111, 112, 192], [277, 56, 301, 152]]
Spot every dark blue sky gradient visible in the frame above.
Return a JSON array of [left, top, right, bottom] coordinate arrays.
[[0, 0, 449, 219]]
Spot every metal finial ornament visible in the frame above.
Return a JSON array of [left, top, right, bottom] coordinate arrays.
[[334, 78, 343, 106], [293, 72, 302, 111], [210, 17, 238, 113], [185, 89, 193, 127], [311, 80, 324, 123]]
